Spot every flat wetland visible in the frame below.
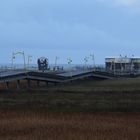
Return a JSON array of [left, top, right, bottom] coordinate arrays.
[[0, 78, 140, 139]]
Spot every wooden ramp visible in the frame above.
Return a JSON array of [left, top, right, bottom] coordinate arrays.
[[0, 69, 122, 89]]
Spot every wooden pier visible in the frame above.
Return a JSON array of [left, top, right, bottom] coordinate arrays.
[[0, 69, 137, 90]]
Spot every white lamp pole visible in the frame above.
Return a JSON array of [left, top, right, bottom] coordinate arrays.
[[114, 59, 115, 75], [23, 52, 26, 70], [27, 55, 32, 70], [84, 57, 89, 69], [90, 54, 95, 71], [12, 51, 26, 70], [12, 52, 15, 69], [120, 55, 123, 73], [67, 58, 73, 78], [131, 55, 134, 72], [55, 56, 59, 67]]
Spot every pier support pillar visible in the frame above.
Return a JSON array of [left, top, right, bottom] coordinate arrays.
[[6, 82, 9, 89], [37, 80, 40, 87], [16, 80, 20, 90]]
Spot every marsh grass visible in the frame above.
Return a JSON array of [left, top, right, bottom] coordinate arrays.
[[0, 78, 140, 139], [0, 111, 140, 140], [0, 78, 140, 112], [51, 78, 140, 92]]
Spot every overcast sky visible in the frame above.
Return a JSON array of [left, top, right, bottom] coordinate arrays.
[[0, 0, 140, 65]]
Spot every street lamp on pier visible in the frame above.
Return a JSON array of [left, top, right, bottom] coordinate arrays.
[[12, 51, 26, 70], [90, 54, 95, 71], [27, 55, 32, 70]]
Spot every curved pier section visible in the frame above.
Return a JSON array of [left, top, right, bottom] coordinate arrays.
[[0, 69, 138, 90]]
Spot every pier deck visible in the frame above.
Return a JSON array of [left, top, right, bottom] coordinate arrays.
[[0, 69, 137, 89]]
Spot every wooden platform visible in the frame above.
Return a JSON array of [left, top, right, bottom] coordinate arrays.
[[0, 69, 134, 90]]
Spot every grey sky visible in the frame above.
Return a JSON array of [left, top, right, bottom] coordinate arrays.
[[0, 0, 140, 64]]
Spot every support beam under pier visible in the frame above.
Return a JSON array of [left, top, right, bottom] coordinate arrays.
[[6, 82, 10, 90], [37, 80, 40, 87], [16, 80, 20, 90]]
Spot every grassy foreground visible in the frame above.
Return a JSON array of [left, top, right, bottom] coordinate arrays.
[[0, 78, 140, 112], [0, 111, 140, 140], [0, 78, 140, 139]]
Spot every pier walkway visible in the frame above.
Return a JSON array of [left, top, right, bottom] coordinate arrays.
[[0, 69, 136, 89]]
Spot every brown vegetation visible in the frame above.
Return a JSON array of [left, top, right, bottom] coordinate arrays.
[[0, 111, 140, 140], [0, 78, 140, 139]]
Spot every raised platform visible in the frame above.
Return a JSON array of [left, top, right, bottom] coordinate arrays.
[[0, 69, 139, 89]]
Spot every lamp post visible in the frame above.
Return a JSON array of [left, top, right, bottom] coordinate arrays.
[[113, 59, 115, 75], [54, 56, 59, 71], [131, 55, 134, 73], [124, 55, 127, 72], [67, 58, 73, 78], [27, 55, 32, 70], [12, 52, 15, 69], [90, 54, 95, 71], [67, 58, 72, 66], [55, 56, 59, 66], [84, 57, 89, 70], [12, 51, 26, 70], [120, 55, 123, 73]]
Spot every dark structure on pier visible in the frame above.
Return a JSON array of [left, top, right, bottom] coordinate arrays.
[[37, 57, 49, 71]]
